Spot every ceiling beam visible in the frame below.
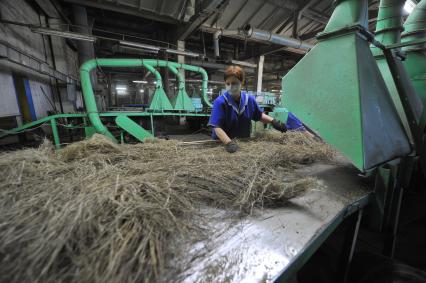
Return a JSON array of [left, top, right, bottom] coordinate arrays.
[[299, 28, 323, 40], [62, 0, 179, 24], [258, 8, 279, 30], [177, 0, 229, 40], [224, 0, 248, 29], [242, 1, 266, 27]]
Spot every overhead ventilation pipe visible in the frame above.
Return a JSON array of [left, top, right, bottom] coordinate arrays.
[[242, 25, 314, 51], [213, 25, 314, 57]]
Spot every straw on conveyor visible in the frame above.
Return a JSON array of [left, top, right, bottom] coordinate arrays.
[[0, 131, 334, 283]]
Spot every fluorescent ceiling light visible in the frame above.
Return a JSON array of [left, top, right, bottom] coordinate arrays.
[[119, 40, 160, 51], [404, 0, 416, 14], [116, 86, 127, 90], [119, 41, 199, 58], [139, 89, 144, 93], [31, 27, 96, 42], [133, 80, 148, 84], [117, 90, 127, 95], [165, 48, 199, 58]]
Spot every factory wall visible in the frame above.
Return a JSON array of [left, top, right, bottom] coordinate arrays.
[[28, 80, 55, 119], [0, 71, 20, 118], [0, 0, 80, 122]]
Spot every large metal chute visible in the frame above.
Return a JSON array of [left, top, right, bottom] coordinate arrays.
[[282, 0, 410, 171]]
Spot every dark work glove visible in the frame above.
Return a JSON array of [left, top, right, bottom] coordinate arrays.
[[272, 119, 287, 133], [225, 140, 239, 153]]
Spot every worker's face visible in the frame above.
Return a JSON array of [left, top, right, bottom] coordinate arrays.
[[225, 76, 242, 97]]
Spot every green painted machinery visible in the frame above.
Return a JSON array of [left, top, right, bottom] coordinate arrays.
[[143, 63, 174, 112], [371, 0, 420, 142], [402, 0, 426, 131], [0, 59, 213, 146], [80, 59, 212, 143], [282, 0, 410, 172]]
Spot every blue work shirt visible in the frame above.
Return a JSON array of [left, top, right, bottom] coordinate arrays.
[[286, 112, 305, 131], [209, 91, 262, 139]]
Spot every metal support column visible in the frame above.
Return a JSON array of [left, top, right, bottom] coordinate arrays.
[[177, 40, 185, 81], [337, 209, 363, 283], [382, 157, 415, 258], [73, 5, 97, 89], [150, 114, 155, 136], [256, 55, 265, 93], [50, 118, 60, 149]]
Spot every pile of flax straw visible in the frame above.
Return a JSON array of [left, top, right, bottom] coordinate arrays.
[[0, 131, 334, 283]]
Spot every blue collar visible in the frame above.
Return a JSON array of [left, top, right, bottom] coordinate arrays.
[[223, 91, 249, 115]]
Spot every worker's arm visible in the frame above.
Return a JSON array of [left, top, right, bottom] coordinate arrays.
[[214, 127, 232, 144], [214, 127, 238, 153], [260, 113, 274, 124], [260, 113, 287, 132]]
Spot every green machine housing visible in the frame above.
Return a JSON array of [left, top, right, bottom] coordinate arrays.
[[282, 0, 411, 172]]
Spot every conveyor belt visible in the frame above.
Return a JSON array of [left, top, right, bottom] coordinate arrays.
[[176, 159, 372, 282]]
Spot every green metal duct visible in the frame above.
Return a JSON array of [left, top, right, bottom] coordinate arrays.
[[322, 0, 369, 33], [163, 61, 211, 108], [80, 58, 211, 141], [402, 0, 426, 130], [80, 60, 118, 142], [163, 64, 195, 111], [282, 0, 410, 171], [371, 0, 415, 141], [371, 0, 404, 50], [141, 60, 211, 109], [144, 63, 174, 111]]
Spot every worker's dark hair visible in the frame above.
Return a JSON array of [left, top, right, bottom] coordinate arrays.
[[224, 65, 245, 83]]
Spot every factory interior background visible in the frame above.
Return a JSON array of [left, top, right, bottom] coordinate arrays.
[[1, 0, 426, 282]]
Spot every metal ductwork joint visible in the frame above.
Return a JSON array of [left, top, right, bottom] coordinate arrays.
[[213, 29, 240, 57]]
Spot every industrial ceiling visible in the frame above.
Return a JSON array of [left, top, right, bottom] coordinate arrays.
[[52, 0, 386, 88], [60, 0, 382, 42]]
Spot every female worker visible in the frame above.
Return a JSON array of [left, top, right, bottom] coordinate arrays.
[[208, 65, 290, 153]]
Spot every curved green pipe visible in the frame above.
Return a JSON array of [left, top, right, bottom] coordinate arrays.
[[167, 65, 185, 91], [323, 0, 369, 34], [142, 60, 211, 108], [143, 63, 164, 88], [80, 59, 211, 141], [80, 60, 118, 142]]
